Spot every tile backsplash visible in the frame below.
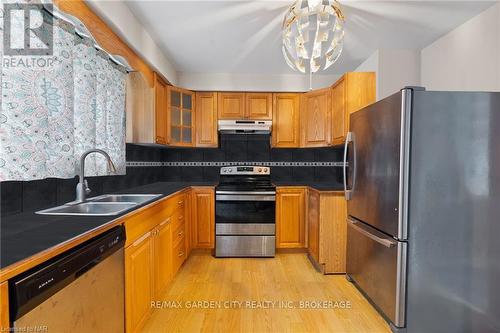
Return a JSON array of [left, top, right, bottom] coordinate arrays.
[[155, 134, 343, 183], [1, 136, 343, 217]]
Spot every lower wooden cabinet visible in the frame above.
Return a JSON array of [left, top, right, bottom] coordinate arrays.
[[307, 190, 320, 261], [191, 187, 215, 248], [276, 187, 306, 248], [307, 189, 347, 273], [125, 231, 154, 333], [153, 219, 172, 299], [125, 191, 190, 332], [1, 282, 9, 331]]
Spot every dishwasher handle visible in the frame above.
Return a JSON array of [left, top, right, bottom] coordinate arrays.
[[9, 226, 126, 321]]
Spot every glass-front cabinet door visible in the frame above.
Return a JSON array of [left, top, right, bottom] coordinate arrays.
[[167, 86, 194, 146]]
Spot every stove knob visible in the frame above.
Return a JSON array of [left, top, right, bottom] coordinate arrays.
[[257, 168, 262, 173]]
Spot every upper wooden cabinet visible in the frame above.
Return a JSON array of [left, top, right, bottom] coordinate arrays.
[[301, 87, 332, 147], [218, 92, 245, 119], [195, 92, 218, 147], [276, 187, 306, 248], [218, 92, 272, 120], [126, 72, 154, 144], [272, 93, 300, 148], [154, 73, 168, 145], [245, 93, 273, 120], [331, 72, 376, 145], [167, 86, 195, 146]]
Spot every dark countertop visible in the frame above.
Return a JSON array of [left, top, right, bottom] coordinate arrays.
[[273, 182, 344, 191], [1, 182, 216, 270], [1, 180, 340, 274]]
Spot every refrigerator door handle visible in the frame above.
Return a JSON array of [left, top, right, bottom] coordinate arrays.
[[347, 217, 397, 248], [343, 132, 355, 200]]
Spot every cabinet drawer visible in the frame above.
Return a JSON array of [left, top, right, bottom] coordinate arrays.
[[164, 193, 186, 217], [171, 237, 186, 275], [125, 202, 169, 247], [172, 218, 185, 247]]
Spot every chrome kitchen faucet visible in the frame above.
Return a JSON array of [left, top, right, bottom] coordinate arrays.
[[75, 149, 117, 203]]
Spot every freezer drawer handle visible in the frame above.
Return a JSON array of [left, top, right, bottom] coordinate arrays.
[[347, 218, 397, 248]]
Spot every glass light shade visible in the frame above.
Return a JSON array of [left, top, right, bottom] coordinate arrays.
[[282, 0, 345, 73]]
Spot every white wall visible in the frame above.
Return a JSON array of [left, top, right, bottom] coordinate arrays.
[[178, 72, 342, 92], [86, 1, 178, 85], [421, 3, 500, 91], [355, 49, 420, 100]]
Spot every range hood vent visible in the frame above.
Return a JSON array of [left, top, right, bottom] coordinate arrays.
[[218, 120, 272, 134]]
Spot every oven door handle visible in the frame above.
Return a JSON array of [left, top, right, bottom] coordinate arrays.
[[216, 194, 276, 201], [216, 191, 276, 195]]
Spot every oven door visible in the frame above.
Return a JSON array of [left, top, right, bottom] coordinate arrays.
[[215, 191, 275, 226]]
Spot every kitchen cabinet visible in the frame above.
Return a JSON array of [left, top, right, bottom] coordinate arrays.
[[124, 191, 189, 332], [195, 92, 218, 147], [167, 86, 195, 146], [154, 73, 168, 145], [245, 92, 273, 120], [125, 231, 154, 333], [0, 282, 8, 331], [307, 189, 347, 274], [184, 190, 193, 255], [301, 87, 332, 147], [307, 190, 320, 262], [276, 187, 306, 248], [217, 92, 246, 119], [192, 187, 215, 248], [153, 219, 172, 299], [126, 72, 154, 144], [331, 72, 376, 145], [272, 93, 300, 148]]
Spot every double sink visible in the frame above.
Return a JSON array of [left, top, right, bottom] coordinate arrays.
[[36, 194, 162, 216]]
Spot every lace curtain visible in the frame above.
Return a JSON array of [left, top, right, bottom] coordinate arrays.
[[1, 14, 127, 181]]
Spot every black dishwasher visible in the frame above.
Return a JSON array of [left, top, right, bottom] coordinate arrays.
[[9, 226, 125, 331]]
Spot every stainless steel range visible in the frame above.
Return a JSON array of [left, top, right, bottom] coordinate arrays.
[[215, 166, 276, 257]]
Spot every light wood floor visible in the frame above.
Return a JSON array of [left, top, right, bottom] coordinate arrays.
[[143, 251, 391, 333]]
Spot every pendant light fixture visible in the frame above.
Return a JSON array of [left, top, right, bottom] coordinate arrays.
[[282, 0, 345, 89]]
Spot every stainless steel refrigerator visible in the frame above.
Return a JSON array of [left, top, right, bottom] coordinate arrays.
[[344, 87, 500, 333]]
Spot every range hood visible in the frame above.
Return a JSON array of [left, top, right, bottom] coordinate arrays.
[[218, 120, 272, 134]]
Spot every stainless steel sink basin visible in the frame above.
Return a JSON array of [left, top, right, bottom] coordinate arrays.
[[36, 202, 137, 216], [36, 194, 162, 216], [90, 194, 161, 204]]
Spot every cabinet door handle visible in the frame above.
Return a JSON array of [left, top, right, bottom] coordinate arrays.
[[178, 231, 183, 237], [132, 231, 151, 247], [178, 200, 184, 205], [160, 217, 171, 226], [178, 251, 184, 257], [178, 215, 183, 220]]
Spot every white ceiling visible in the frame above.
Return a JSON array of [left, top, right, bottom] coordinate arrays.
[[125, 0, 495, 77]]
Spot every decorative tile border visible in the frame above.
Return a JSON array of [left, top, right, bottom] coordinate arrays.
[[126, 161, 346, 167]]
